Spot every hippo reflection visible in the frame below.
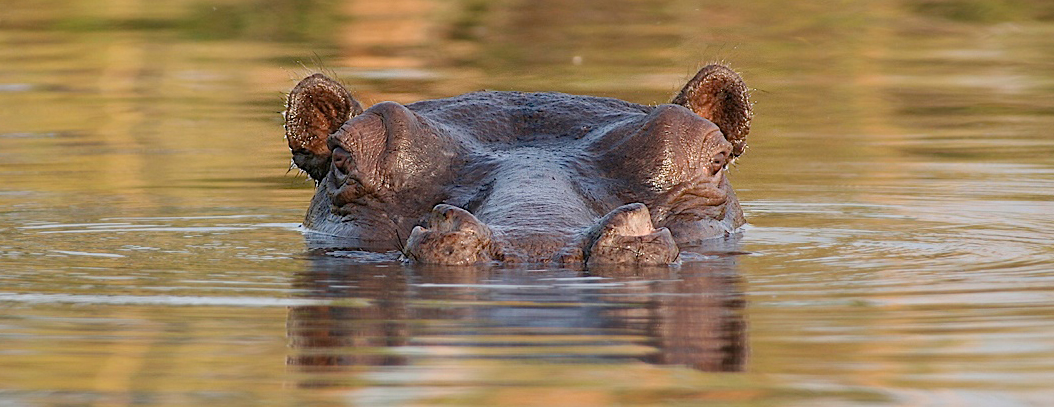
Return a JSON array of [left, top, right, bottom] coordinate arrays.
[[286, 257, 747, 384], [284, 64, 752, 265]]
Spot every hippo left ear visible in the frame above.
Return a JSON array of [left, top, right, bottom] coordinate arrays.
[[284, 73, 364, 181], [671, 64, 753, 158]]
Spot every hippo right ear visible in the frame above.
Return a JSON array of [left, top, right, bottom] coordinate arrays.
[[284, 73, 364, 182], [671, 64, 753, 158]]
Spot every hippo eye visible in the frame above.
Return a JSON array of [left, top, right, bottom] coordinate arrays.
[[708, 152, 728, 176]]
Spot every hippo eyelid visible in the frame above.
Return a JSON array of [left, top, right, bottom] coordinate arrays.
[[708, 150, 729, 176]]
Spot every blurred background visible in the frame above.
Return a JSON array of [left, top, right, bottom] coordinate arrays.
[[2, 0, 1054, 405]]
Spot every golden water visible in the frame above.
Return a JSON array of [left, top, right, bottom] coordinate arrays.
[[3, 0, 1054, 405]]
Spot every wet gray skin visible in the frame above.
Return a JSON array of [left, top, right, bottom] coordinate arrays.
[[284, 64, 753, 266]]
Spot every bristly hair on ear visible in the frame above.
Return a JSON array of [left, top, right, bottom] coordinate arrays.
[[672, 64, 753, 159], [284, 73, 364, 181]]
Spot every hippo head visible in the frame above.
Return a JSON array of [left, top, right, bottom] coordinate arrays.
[[284, 64, 752, 266]]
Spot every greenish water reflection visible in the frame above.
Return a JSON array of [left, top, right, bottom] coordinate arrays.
[[2, 0, 1054, 405]]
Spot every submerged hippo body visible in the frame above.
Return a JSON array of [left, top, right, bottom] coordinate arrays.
[[284, 64, 753, 266]]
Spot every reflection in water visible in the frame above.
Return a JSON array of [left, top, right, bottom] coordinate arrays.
[[287, 261, 413, 371], [3, 0, 1054, 404], [594, 264, 746, 372], [288, 252, 746, 387]]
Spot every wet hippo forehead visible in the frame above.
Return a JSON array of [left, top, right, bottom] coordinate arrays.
[[284, 64, 753, 266], [405, 91, 652, 144]]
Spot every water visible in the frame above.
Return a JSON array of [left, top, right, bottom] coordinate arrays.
[[3, 0, 1054, 405]]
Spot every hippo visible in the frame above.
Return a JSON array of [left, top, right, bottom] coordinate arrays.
[[283, 64, 752, 266]]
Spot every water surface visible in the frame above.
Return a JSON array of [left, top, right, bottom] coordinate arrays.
[[3, 0, 1054, 405]]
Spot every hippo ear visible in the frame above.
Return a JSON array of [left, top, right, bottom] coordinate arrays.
[[284, 73, 364, 181], [671, 64, 753, 158]]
